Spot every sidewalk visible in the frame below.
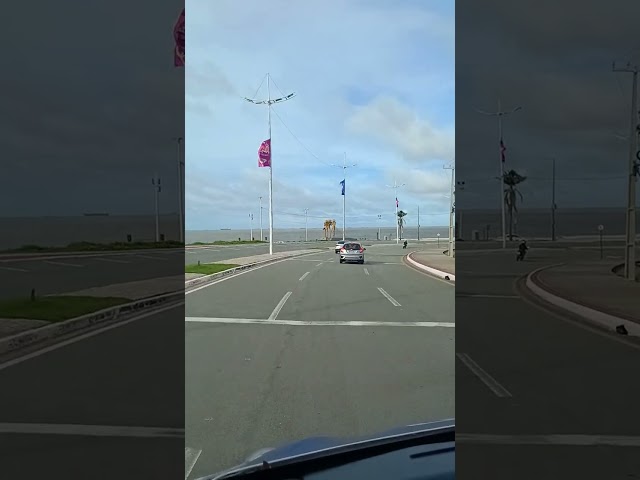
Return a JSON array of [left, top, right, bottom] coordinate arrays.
[[409, 250, 455, 275], [532, 261, 640, 323]]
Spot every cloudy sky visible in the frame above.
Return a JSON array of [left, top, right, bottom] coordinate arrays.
[[1, 0, 184, 217], [186, 0, 455, 230], [457, 0, 640, 211]]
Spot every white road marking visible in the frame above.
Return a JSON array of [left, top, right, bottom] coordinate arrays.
[[185, 447, 203, 479], [269, 292, 293, 320], [383, 262, 403, 265], [44, 260, 84, 268], [316, 262, 323, 267], [458, 294, 521, 299], [0, 265, 29, 272], [0, 422, 184, 439], [132, 254, 166, 261], [364, 268, 370, 275], [456, 353, 512, 398], [185, 317, 455, 328], [299, 271, 310, 281], [94, 257, 130, 264], [457, 433, 640, 447], [377, 287, 402, 307], [185, 252, 326, 295], [0, 302, 184, 372]]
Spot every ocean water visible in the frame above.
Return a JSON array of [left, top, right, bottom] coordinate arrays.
[[457, 208, 640, 240], [185, 226, 449, 243], [1, 215, 181, 250]]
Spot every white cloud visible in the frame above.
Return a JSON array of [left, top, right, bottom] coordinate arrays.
[[186, 0, 454, 229]]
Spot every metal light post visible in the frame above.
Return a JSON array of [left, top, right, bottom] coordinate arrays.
[[249, 213, 254, 241], [152, 173, 161, 242], [613, 61, 638, 281], [444, 165, 455, 257], [417, 205, 420, 241], [386, 180, 406, 244], [331, 153, 356, 241], [476, 100, 522, 248], [378, 214, 382, 241], [173, 137, 184, 243], [304, 208, 308, 242], [259, 196, 264, 241], [244, 74, 295, 255]]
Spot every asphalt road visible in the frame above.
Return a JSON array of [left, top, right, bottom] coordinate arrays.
[[185, 244, 455, 478], [0, 303, 184, 479], [456, 247, 640, 479], [0, 249, 183, 300]]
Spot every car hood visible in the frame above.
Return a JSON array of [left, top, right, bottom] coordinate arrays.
[[202, 419, 454, 479]]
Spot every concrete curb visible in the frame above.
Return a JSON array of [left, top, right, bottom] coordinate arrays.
[[525, 265, 640, 338], [0, 290, 184, 355], [184, 250, 322, 290], [404, 252, 455, 282]]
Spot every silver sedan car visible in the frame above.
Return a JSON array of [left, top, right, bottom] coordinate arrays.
[[339, 242, 366, 264]]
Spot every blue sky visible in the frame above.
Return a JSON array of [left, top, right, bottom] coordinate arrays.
[[186, 0, 454, 230]]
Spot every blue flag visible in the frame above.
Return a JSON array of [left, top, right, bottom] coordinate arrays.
[[340, 179, 345, 195]]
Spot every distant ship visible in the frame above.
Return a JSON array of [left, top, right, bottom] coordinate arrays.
[[220, 228, 231, 231]]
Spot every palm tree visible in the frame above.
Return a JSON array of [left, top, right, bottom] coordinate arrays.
[[502, 169, 526, 241], [397, 210, 408, 239]]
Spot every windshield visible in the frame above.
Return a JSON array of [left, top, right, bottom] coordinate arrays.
[[184, 2, 455, 478]]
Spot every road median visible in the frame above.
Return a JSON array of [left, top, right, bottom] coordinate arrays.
[[404, 251, 455, 282], [185, 249, 322, 290], [525, 263, 640, 338]]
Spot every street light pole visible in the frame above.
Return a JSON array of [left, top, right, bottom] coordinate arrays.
[[249, 213, 254, 241], [386, 180, 406, 244], [331, 153, 356, 241], [613, 61, 638, 281], [244, 74, 295, 255], [444, 165, 455, 257], [476, 100, 522, 248], [417, 205, 420, 241], [378, 214, 382, 241], [304, 208, 308, 242], [173, 137, 184, 243], [259, 196, 263, 241]]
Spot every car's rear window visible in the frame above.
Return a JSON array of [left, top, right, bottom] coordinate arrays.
[[344, 243, 361, 250]]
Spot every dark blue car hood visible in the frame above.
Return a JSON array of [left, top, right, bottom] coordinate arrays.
[[203, 419, 454, 479]]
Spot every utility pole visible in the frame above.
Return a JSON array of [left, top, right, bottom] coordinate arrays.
[[613, 61, 638, 281], [244, 74, 295, 255], [152, 173, 161, 242], [173, 136, 184, 243], [444, 165, 455, 257], [304, 208, 308, 242], [476, 100, 522, 248], [456, 180, 465, 239], [259, 196, 263, 241], [249, 213, 254, 241], [331, 152, 356, 241], [417, 205, 420, 241], [378, 214, 382, 241], [551, 158, 557, 241], [386, 180, 406, 244]]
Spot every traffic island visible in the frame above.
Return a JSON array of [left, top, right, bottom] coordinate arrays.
[[524, 261, 640, 338], [404, 250, 455, 282]]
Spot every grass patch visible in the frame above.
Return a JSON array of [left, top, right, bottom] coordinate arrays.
[[185, 263, 238, 275], [3, 241, 183, 254], [189, 240, 265, 246], [0, 296, 132, 322]]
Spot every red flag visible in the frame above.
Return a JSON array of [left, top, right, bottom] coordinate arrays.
[[258, 139, 271, 167], [500, 138, 506, 163], [173, 9, 185, 67]]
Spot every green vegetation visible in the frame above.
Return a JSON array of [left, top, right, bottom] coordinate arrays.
[[185, 263, 238, 275], [3, 241, 183, 254], [0, 296, 131, 322], [189, 240, 265, 246]]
